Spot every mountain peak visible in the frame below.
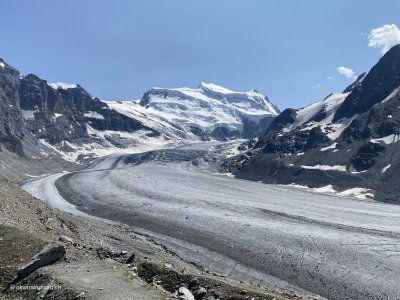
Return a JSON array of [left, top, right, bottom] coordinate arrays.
[[198, 82, 235, 94], [136, 82, 279, 140], [0, 58, 5, 68], [333, 42, 400, 122]]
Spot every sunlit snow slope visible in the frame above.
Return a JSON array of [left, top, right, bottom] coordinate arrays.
[[107, 82, 279, 143]]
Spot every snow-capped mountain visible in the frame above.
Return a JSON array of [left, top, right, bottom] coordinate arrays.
[[0, 60, 170, 169], [108, 82, 279, 142], [223, 44, 400, 202], [0, 58, 280, 168]]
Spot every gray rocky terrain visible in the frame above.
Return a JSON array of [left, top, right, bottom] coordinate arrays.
[[223, 44, 400, 202]]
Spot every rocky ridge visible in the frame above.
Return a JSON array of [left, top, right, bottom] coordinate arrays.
[[222, 44, 400, 202]]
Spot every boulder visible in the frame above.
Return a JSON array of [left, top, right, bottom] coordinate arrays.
[[175, 286, 195, 300], [10, 243, 65, 285]]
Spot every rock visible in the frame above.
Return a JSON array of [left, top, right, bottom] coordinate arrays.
[[126, 253, 136, 264], [334, 45, 400, 121], [58, 235, 73, 244], [350, 141, 386, 171], [193, 286, 207, 298], [267, 108, 297, 131], [175, 287, 195, 300], [10, 243, 65, 285]]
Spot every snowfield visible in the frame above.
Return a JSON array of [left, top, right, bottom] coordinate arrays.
[[107, 82, 279, 142], [23, 144, 400, 300]]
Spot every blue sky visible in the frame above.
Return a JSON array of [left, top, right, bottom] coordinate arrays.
[[1, 1, 400, 110]]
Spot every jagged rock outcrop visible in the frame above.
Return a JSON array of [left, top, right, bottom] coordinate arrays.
[[224, 44, 400, 202], [0, 58, 160, 164], [334, 45, 400, 121], [0, 59, 25, 156]]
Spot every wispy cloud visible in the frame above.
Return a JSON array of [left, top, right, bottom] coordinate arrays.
[[313, 83, 321, 90], [326, 76, 333, 80], [337, 66, 355, 79], [368, 24, 400, 54]]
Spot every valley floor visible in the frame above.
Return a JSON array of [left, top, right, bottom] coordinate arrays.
[[21, 142, 400, 300], [1, 142, 302, 300]]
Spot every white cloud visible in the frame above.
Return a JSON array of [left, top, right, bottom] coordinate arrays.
[[368, 24, 400, 54], [313, 83, 321, 90], [326, 76, 333, 80], [337, 66, 355, 79]]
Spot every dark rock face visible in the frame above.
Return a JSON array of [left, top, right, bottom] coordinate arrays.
[[260, 127, 330, 155], [350, 142, 386, 172], [0, 135, 24, 157], [224, 45, 400, 202], [342, 72, 367, 93], [334, 45, 400, 121], [19, 74, 158, 146], [0, 59, 25, 156], [211, 127, 240, 141], [267, 108, 297, 131], [341, 91, 400, 143], [0, 58, 159, 159], [303, 127, 331, 151], [242, 117, 272, 139], [262, 131, 308, 154]]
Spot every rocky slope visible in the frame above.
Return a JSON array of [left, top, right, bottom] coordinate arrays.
[[18, 74, 162, 163], [0, 59, 26, 156], [0, 58, 168, 176], [1, 58, 280, 176], [223, 44, 400, 202]]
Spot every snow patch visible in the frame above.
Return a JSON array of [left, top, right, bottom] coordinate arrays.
[[21, 110, 36, 120], [0, 62, 5, 69], [381, 164, 392, 173], [382, 87, 400, 103], [371, 134, 400, 144], [320, 143, 337, 151], [84, 111, 105, 120], [48, 82, 77, 90], [338, 188, 375, 200], [301, 164, 347, 172], [219, 172, 235, 178], [284, 184, 374, 200], [313, 185, 336, 193]]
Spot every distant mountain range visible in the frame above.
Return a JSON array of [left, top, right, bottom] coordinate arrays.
[[0, 58, 278, 178], [2, 45, 400, 202], [222, 44, 400, 202]]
